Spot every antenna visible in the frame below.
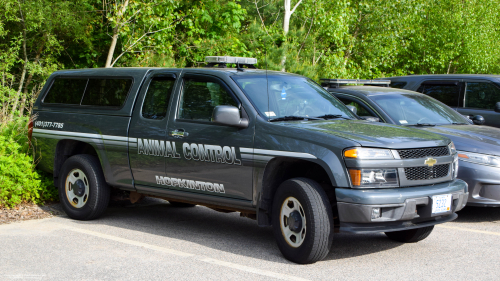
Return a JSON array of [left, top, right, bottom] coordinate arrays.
[[266, 49, 270, 121]]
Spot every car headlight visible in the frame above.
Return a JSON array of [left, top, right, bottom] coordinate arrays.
[[452, 159, 459, 178], [349, 168, 399, 188], [448, 142, 457, 154], [344, 147, 394, 159], [457, 150, 500, 168]]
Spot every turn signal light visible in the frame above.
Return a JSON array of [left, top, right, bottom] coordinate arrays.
[[349, 169, 361, 186], [344, 149, 358, 158]]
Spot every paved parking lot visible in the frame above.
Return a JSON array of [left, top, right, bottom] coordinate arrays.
[[1, 198, 500, 280]]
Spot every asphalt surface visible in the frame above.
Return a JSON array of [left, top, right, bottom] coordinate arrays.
[[1, 198, 500, 280]]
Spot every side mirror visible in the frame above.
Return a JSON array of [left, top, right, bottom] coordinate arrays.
[[212, 105, 249, 128], [495, 102, 500, 113], [346, 105, 357, 114], [471, 115, 485, 125], [360, 116, 380, 122]]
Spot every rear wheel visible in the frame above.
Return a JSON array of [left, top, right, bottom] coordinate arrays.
[[271, 178, 334, 264], [385, 226, 434, 243], [59, 154, 110, 220]]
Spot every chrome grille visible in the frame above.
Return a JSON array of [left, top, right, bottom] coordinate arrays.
[[398, 147, 449, 159], [404, 164, 450, 180]]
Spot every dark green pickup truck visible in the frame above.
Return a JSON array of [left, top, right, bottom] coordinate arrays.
[[31, 56, 468, 264]]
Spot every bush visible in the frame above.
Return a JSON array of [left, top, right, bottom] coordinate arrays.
[[0, 117, 58, 208]]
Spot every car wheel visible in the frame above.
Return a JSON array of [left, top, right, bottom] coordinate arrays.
[[385, 226, 434, 243], [271, 178, 334, 264], [168, 201, 196, 207], [59, 154, 110, 220]]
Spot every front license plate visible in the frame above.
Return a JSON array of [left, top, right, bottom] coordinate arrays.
[[432, 194, 452, 214]]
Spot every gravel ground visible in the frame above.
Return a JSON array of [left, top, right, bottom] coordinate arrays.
[[0, 203, 62, 225], [1, 198, 500, 280]]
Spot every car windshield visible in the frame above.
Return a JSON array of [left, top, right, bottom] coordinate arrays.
[[370, 93, 468, 125], [232, 74, 355, 120]]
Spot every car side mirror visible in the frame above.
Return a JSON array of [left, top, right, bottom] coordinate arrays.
[[360, 116, 380, 122], [471, 115, 485, 125], [346, 105, 357, 114], [495, 102, 500, 113], [212, 105, 249, 128]]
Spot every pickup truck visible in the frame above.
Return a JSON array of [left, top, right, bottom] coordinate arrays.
[[31, 56, 468, 264]]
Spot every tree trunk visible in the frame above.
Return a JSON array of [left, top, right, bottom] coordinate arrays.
[[105, 0, 130, 68], [281, 0, 302, 72], [9, 4, 28, 121], [19, 44, 44, 117]]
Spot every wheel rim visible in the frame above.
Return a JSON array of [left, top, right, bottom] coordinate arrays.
[[280, 197, 307, 248], [65, 168, 89, 208]]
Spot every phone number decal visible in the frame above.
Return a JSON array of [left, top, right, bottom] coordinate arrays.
[[34, 121, 64, 129]]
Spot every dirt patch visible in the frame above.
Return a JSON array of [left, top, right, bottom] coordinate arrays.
[[0, 203, 63, 225]]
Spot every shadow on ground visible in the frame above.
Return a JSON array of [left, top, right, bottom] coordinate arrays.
[[59, 197, 402, 264], [454, 206, 500, 223]]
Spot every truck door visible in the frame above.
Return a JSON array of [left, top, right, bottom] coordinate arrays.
[[129, 71, 179, 187], [163, 72, 254, 201]]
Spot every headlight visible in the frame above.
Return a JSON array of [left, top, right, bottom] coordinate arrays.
[[344, 148, 394, 159], [349, 168, 399, 188], [457, 150, 500, 168], [452, 159, 459, 178], [448, 142, 457, 154]]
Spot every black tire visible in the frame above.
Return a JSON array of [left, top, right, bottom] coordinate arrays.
[[168, 201, 196, 207], [58, 154, 110, 220], [385, 226, 434, 243], [271, 178, 334, 264]]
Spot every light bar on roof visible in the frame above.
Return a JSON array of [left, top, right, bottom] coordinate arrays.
[[320, 79, 391, 85], [205, 56, 257, 65]]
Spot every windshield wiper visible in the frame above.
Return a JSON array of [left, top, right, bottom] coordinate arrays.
[[410, 123, 436, 127], [269, 116, 321, 122], [314, 114, 352, 120], [450, 122, 469, 125]]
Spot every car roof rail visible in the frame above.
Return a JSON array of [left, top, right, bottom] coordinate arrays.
[[320, 79, 391, 88], [204, 56, 258, 71]]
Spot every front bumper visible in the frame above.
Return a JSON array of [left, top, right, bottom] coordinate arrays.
[[335, 179, 468, 233], [458, 160, 500, 207]]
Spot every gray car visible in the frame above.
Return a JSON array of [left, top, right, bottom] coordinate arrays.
[[324, 82, 500, 207], [383, 74, 500, 128]]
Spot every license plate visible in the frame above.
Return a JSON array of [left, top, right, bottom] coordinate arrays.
[[432, 194, 452, 214]]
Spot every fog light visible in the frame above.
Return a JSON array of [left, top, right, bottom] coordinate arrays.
[[371, 208, 381, 220]]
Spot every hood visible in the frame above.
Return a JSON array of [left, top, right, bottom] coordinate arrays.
[[277, 120, 450, 149], [421, 125, 500, 156]]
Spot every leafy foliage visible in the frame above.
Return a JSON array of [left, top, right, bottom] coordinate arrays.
[[0, 118, 57, 208]]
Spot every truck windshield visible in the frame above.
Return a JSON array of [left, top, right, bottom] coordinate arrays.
[[370, 93, 469, 125], [232, 75, 355, 120]]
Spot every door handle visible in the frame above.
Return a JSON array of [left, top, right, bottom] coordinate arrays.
[[170, 129, 189, 138]]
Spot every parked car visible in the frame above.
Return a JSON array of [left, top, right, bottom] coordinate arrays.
[[322, 79, 500, 207], [383, 74, 500, 128], [30, 58, 468, 264]]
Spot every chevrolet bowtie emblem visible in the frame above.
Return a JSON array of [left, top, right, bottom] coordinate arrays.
[[424, 158, 437, 167]]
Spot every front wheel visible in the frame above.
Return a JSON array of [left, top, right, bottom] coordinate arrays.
[[59, 154, 110, 220], [385, 226, 434, 243], [271, 178, 334, 264]]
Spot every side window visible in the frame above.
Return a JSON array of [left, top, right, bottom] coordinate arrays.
[[81, 78, 132, 107], [178, 78, 237, 121], [337, 96, 374, 117], [390, 82, 407, 89], [142, 78, 175, 120], [417, 83, 460, 107], [465, 82, 500, 110], [43, 78, 87, 104]]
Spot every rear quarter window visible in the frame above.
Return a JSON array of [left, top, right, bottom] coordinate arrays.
[[81, 78, 132, 107], [390, 82, 407, 89], [43, 78, 87, 104]]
